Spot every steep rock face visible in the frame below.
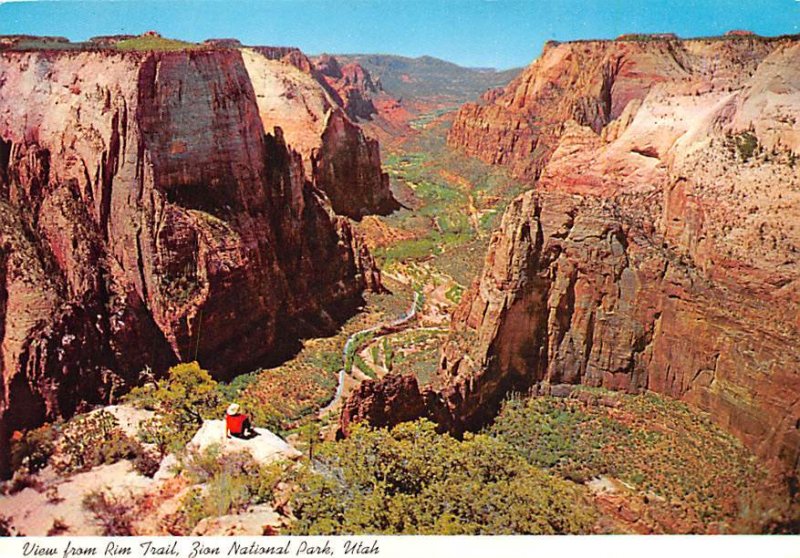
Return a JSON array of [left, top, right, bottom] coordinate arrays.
[[242, 48, 396, 218], [312, 110, 397, 218], [346, 36, 800, 473], [447, 35, 788, 182], [339, 374, 429, 437], [440, 191, 799, 469], [0, 47, 382, 476], [314, 54, 380, 121], [312, 54, 416, 146]]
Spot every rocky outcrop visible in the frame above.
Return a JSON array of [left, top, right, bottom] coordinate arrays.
[[312, 110, 397, 218], [339, 374, 429, 437], [314, 54, 380, 121], [242, 48, 397, 218], [347, 35, 800, 474], [0, 45, 387, 476], [188, 420, 301, 464]]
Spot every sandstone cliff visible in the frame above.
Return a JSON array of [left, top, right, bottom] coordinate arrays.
[[447, 35, 793, 181], [346, 34, 800, 474], [0, 44, 388, 476], [241, 48, 397, 219]]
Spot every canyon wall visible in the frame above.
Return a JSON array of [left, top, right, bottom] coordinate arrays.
[[447, 36, 788, 182], [0, 45, 389, 476], [346, 35, 800, 473]]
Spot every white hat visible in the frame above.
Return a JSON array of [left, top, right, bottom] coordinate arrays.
[[226, 403, 240, 416]]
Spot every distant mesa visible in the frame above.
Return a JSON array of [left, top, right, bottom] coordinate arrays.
[[203, 38, 244, 48], [726, 29, 757, 37], [616, 32, 679, 41], [88, 35, 136, 46]]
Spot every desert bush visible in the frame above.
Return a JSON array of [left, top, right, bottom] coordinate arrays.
[[732, 131, 759, 162], [82, 490, 135, 536], [289, 420, 596, 535], [0, 514, 22, 536], [90, 430, 141, 465], [56, 411, 146, 473], [10, 423, 57, 474], [5, 471, 43, 495], [133, 449, 162, 478], [46, 518, 69, 536]]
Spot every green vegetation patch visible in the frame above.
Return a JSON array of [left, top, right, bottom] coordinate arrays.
[[380, 328, 444, 385], [114, 36, 202, 52], [289, 420, 596, 535], [489, 389, 794, 532]]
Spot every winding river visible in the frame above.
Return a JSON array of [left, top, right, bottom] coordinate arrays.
[[319, 291, 421, 416]]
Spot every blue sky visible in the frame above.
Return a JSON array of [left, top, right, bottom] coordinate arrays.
[[0, 0, 798, 69]]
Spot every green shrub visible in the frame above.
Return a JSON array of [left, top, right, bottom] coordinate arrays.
[[57, 411, 119, 472], [128, 362, 224, 450], [49, 410, 152, 474], [88, 430, 142, 466], [734, 131, 759, 162], [289, 420, 596, 535], [10, 423, 57, 474]]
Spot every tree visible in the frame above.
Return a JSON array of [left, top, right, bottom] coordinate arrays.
[[128, 361, 224, 450]]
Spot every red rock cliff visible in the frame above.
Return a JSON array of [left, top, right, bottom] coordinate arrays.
[[0, 46, 385, 476], [242, 48, 397, 218], [447, 35, 786, 181], [346, 35, 800, 474]]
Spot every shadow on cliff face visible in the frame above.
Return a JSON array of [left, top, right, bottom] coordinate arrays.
[[0, 47, 388, 479], [205, 293, 367, 383]]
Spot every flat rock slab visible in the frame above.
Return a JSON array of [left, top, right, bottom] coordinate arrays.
[[187, 420, 301, 464]]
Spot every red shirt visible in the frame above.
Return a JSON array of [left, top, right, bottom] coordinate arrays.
[[226, 413, 247, 435]]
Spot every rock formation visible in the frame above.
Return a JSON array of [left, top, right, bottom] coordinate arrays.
[[0, 43, 391, 476], [314, 54, 381, 121], [345, 34, 800, 474], [447, 34, 792, 182], [312, 54, 415, 147], [242, 48, 397, 218]]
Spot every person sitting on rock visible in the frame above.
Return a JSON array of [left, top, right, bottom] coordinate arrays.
[[225, 403, 255, 439]]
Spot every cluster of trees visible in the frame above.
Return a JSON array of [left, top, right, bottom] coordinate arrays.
[[289, 419, 596, 535]]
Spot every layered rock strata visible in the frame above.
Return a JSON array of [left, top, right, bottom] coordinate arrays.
[[346, 35, 800, 474], [0, 45, 389, 476]]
